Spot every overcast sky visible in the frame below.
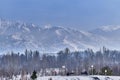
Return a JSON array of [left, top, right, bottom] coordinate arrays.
[[0, 0, 120, 30]]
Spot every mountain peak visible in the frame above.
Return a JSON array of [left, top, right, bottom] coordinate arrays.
[[100, 25, 120, 31], [44, 24, 52, 29]]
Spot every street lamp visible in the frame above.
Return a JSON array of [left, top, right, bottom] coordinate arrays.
[[105, 70, 107, 76], [91, 65, 94, 75], [62, 66, 65, 69], [62, 66, 66, 75]]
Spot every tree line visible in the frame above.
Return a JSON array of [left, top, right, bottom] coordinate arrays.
[[0, 47, 120, 78]]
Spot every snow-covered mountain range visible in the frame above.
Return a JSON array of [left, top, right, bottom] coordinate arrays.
[[0, 19, 120, 53]]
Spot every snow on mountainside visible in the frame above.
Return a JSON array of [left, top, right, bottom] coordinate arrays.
[[100, 25, 120, 31], [90, 25, 120, 50], [91, 25, 120, 37], [0, 19, 119, 53]]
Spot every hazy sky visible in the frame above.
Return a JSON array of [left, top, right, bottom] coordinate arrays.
[[0, 0, 120, 30]]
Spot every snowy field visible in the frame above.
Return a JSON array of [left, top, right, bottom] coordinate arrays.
[[37, 76, 120, 80], [5, 75, 120, 80]]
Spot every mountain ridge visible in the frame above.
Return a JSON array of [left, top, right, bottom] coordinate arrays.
[[0, 19, 120, 54]]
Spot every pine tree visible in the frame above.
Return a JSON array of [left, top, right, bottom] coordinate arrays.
[[31, 70, 37, 80]]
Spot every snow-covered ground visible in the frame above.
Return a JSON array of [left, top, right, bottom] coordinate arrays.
[[1, 75, 120, 80], [37, 76, 120, 80]]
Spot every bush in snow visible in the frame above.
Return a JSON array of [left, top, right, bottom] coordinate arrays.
[[31, 70, 37, 80]]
